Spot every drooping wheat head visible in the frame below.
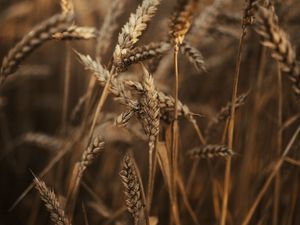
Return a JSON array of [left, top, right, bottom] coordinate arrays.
[[254, 5, 300, 99], [34, 177, 71, 225], [0, 13, 74, 83]]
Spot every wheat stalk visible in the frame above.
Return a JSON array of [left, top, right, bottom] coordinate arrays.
[[70, 94, 89, 126], [0, 13, 74, 83], [34, 176, 71, 225]]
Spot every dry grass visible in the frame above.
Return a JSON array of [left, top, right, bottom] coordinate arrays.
[[1, 0, 300, 225]]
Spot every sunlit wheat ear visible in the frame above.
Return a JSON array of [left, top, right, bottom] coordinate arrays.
[[180, 41, 206, 72], [114, 42, 171, 72], [169, 0, 199, 45], [186, 145, 234, 159], [52, 26, 98, 40], [34, 177, 71, 225], [254, 5, 300, 99], [205, 92, 248, 139], [120, 153, 147, 225], [113, 0, 161, 64], [0, 13, 74, 83], [60, 0, 74, 14]]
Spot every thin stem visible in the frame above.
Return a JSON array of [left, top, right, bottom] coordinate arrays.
[[241, 123, 300, 225], [220, 30, 246, 225], [88, 66, 115, 142], [147, 138, 158, 211], [170, 43, 181, 225], [273, 64, 282, 225], [62, 42, 71, 134]]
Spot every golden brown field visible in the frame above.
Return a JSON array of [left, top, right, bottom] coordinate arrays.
[[1, 0, 300, 224]]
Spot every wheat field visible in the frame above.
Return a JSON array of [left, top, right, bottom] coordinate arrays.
[[1, 0, 300, 224]]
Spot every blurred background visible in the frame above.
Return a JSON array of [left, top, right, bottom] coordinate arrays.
[[1, 0, 300, 224]]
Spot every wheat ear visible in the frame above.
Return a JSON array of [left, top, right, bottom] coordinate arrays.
[[138, 65, 160, 208], [65, 136, 104, 218], [34, 176, 71, 225], [52, 26, 98, 40], [180, 41, 206, 72], [113, 0, 161, 63], [60, 0, 74, 14], [120, 153, 148, 225], [0, 13, 74, 83], [187, 145, 234, 159], [254, 5, 300, 99], [114, 42, 170, 72], [205, 92, 248, 139]]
